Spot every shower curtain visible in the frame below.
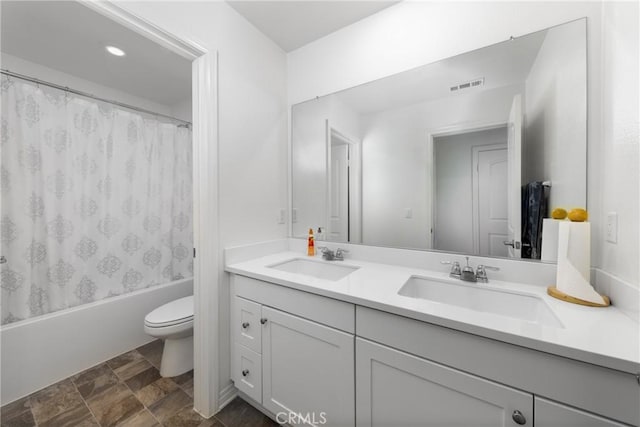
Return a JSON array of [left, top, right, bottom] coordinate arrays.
[[0, 75, 193, 324]]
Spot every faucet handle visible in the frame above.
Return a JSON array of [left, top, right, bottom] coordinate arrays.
[[441, 260, 461, 277], [475, 265, 500, 283], [335, 248, 349, 260]]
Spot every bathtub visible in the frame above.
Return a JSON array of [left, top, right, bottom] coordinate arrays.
[[0, 278, 193, 406]]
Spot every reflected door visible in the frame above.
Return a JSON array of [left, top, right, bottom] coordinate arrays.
[[477, 148, 508, 257], [329, 142, 349, 242]]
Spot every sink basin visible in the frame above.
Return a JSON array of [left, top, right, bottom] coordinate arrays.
[[398, 276, 563, 328], [268, 258, 359, 281]]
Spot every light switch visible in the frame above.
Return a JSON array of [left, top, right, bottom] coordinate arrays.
[[292, 208, 298, 223], [277, 209, 285, 224], [404, 208, 412, 219], [606, 212, 617, 243]]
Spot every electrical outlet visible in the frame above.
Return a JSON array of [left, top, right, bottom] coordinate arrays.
[[606, 212, 618, 243], [277, 209, 286, 224]]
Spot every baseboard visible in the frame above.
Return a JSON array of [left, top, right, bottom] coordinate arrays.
[[218, 383, 238, 412]]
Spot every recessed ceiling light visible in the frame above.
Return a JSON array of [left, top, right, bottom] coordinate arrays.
[[105, 46, 126, 57]]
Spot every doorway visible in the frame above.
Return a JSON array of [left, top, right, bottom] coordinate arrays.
[[0, 1, 219, 416], [432, 126, 508, 256]]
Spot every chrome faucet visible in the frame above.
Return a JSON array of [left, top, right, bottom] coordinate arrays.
[[441, 257, 500, 283], [318, 247, 349, 261]]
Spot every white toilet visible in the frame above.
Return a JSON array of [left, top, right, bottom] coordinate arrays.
[[144, 295, 194, 377]]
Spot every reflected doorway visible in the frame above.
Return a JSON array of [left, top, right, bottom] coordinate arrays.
[[432, 126, 508, 256], [326, 125, 362, 243]]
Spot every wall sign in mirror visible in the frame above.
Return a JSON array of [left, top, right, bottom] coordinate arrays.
[[291, 18, 586, 261]]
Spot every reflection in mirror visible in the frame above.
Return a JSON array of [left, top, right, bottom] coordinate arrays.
[[292, 19, 586, 261]]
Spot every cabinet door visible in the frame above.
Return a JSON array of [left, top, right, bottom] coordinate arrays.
[[234, 296, 262, 353], [535, 397, 628, 427], [356, 338, 532, 427], [262, 306, 354, 426]]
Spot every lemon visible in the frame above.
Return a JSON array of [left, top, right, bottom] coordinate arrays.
[[568, 208, 588, 222], [551, 208, 567, 220]]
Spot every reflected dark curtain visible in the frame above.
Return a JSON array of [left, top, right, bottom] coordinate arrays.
[[521, 182, 549, 259]]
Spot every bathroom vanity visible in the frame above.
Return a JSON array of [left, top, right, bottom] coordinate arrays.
[[226, 245, 639, 427]]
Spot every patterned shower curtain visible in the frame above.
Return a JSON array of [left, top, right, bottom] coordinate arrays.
[[0, 75, 193, 324]]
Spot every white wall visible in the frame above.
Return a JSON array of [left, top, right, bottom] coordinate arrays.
[[524, 20, 587, 210], [288, 1, 639, 285], [598, 1, 639, 286], [0, 53, 188, 120], [119, 0, 288, 403], [434, 127, 507, 254], [361, 84, 521, 249]]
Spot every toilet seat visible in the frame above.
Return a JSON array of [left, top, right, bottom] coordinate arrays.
[[144, 295, 194, 328]]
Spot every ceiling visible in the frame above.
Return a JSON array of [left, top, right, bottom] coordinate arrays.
[[332, 30, 546, 115], [227, 1, 400, 52], [1, 1, 191, 107]]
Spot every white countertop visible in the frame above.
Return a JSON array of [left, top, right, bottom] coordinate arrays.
[[226, 251, 640, 374]]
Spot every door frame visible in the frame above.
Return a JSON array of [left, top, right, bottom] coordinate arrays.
[[325, 121, 362, 243], [427, 120, 506, 249], [471, 143, 508, 255], [79, 1, 219, 417]]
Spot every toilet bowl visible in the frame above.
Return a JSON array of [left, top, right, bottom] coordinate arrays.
[[144, 295, 194, 377]]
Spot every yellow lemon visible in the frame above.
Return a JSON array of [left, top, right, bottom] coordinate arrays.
[[568, 208, 588, 222], [551, 208, 567, 220]]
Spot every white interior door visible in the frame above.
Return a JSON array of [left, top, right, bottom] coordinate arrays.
[[476, 147, 508, 257], [506, 94, 523, 258], [328, 142, 349, 242]]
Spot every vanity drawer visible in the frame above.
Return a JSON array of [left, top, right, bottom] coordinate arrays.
[[234, 296, 262, 354], [232, 274, 355, 333], [356, 306, 639, 426], [232, 343, 262, 403]]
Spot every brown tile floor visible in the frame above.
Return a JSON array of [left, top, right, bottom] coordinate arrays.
[[0, 340, 278, 427]]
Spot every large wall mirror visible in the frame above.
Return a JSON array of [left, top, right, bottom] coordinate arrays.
[[291, 18, 586, 261]]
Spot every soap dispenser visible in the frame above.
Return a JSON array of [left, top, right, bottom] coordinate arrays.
[[307, 228, 315, 256]]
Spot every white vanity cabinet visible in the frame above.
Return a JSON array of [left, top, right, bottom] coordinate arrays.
[[356, 338, 533, 426], [356, 306, 639, 427], [230, 274, 356, 426], [229, 272, 639, 427]]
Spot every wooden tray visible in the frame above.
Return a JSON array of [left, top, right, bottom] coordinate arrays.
[[547, 286, 610, 307]]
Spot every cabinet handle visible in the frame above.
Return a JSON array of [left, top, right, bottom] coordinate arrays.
[[242, 369, 249, 377], [512, 410, 526, 425], [260, 318, 267, 324], [241, 322, 249, 329]]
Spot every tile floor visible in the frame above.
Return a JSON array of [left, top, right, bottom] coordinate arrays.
[[1, 340, 278, 427]]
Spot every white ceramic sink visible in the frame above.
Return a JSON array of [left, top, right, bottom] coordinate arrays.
[[268, 258, 359, 281], [398, 276, 563, 328]]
